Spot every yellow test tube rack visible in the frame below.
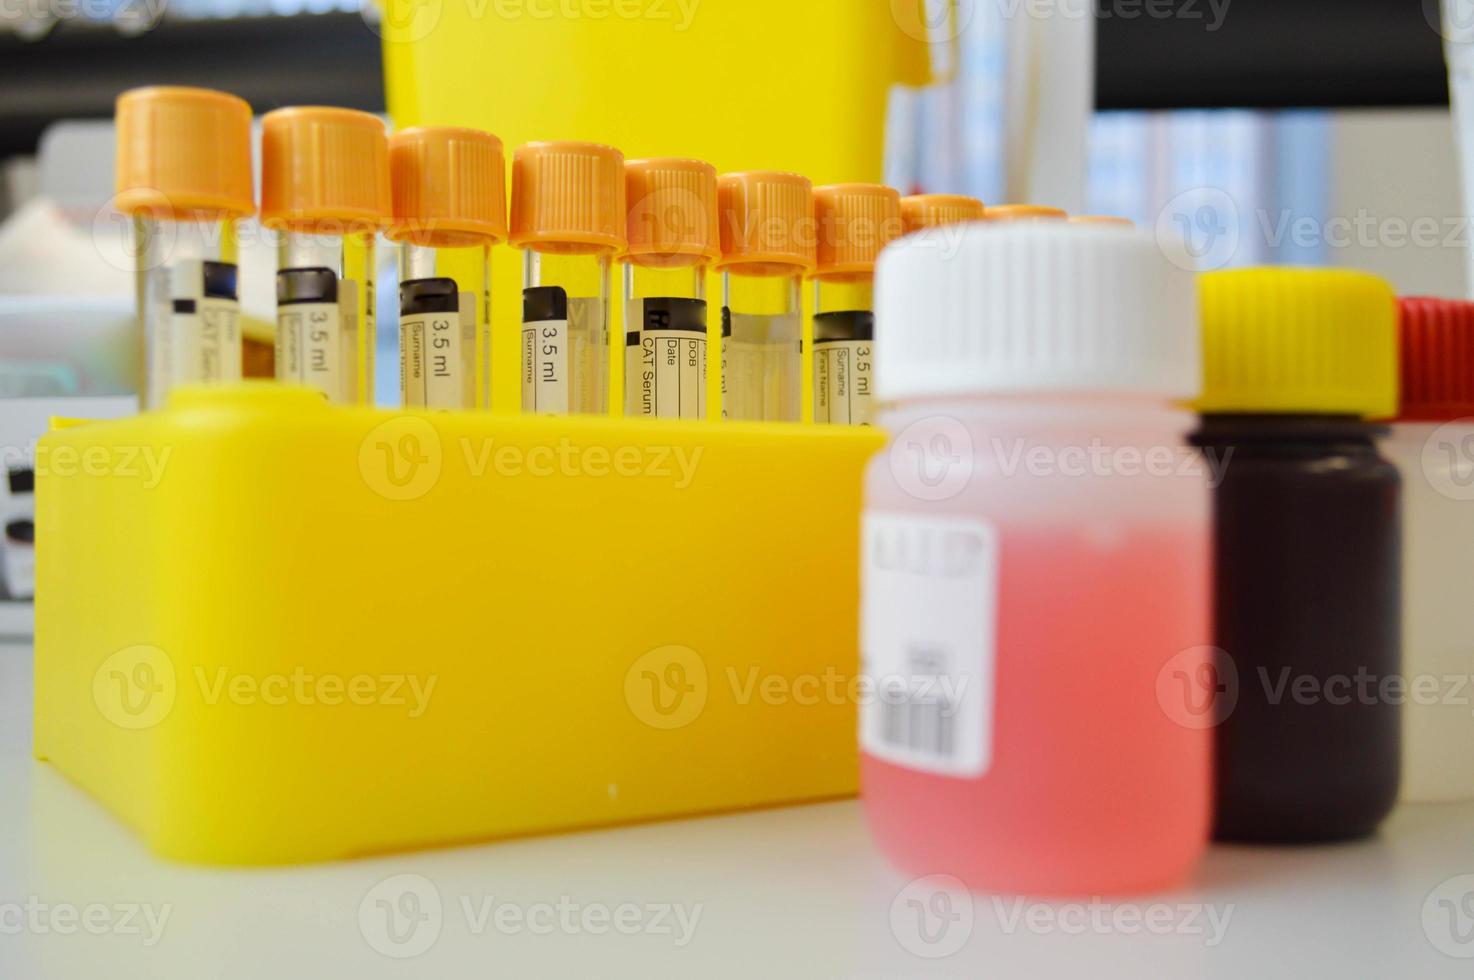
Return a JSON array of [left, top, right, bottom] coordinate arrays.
[[33, 384, 880, 864]]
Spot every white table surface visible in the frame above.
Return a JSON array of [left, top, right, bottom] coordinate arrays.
[[2, 639, 1472, 979]]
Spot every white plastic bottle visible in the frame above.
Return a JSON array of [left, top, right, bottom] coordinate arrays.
[[863, 222, 1212, 894], [1390, 296, 1474, 802]]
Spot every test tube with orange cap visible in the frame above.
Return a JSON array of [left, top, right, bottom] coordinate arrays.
[[622, 158, 720, 420], [113, 86, 254, 408], [511, 141, 625, 416], [262, 107, 390, 405], [900, 193, 986, 235], [716, 171, 814, 423], [985, 204, 1068, 222], [812, 183, 903, 426], [387, 126, 507, 411]]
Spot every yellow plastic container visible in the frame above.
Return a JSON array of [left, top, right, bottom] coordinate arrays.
[[380, 0, 931, 417], [33, 385, 881, 864]]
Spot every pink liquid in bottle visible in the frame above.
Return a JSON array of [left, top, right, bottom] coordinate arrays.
[[862, 519, 1211, 895]]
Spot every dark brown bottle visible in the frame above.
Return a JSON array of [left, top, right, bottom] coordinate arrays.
[[1194, 415, 1401, 842], [1194, 267, 1404, 844]]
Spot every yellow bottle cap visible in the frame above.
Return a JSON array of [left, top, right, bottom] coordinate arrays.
[[813, 183, 903, 280], [261, 107, 391, 230], [901, 194, 986, 233], [388, 126, 508, 247], [985, 204, 1068, 222], [715, 170, 816, 275], [1070, 215, 1134, 227], [509, 141, 626, 254], [114, 86, 254, 218], [624, 157, 720, 267], [1198, 268, 1398, 418]]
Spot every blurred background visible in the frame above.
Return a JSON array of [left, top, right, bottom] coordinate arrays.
[[0, 0, 1467, 622]]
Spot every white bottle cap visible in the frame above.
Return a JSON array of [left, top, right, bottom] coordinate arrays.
[[874, 224, 1200, 402]]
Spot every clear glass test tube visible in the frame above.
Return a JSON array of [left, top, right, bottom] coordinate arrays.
[[136, 214, 244, 409], [716, 170, 813, 424], [624, 260, 709, 419], [621, 157, 720, 421], [511, 141, 626, 416], [397, 242, 489, 409], [811, 183, 903, 426], [263, 106, 390, 406], [812, 277, 876, 426], [274, 228, 377, 405], [389, 126, 506, 411], [722, 270, 802, 422], [114, 86, 254, 408], [522, 247, 614, 415]]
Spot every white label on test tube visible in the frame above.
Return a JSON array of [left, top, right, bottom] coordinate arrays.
[[522, 285, 571, 415], [813, 339, 874, 426], [275, 302, 299, 382], [626, 298, 707, 420], [277, 267, 344, 402], [400, 279, 469, 409], [169, 258, 241, 384], [298, 302, 341, 399]]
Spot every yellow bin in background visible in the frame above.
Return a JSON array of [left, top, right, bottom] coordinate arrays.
[[380, 0, 934, 415]]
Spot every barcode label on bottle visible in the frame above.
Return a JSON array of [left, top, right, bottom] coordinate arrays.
[[861, 514, 997, 778], [874, 675, 960, 758]]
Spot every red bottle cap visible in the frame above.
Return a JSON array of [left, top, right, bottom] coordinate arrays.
[[1398, 297, 1474, 421]]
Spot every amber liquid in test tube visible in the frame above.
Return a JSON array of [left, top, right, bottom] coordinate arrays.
[[114, 86, 254, 408], [387, 127, 507, 410], [263, 107, 390, 405], [717, 171, 815, 423], [811, 184, 904, 426], [511, 141, 626, 416], [622, 158, 720, 420]]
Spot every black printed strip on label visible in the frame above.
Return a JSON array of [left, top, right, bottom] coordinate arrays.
[[202, 260, 238, 301], [400, 277, 460, 317], [524, 285, 569, 323], [172, 299, 197, 314], [626, 331, 642, 346], [721, 306, 732, 339], [277, 267, 339, 306], [813, 310, 874, 342], [641, 297, 707, 333]]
